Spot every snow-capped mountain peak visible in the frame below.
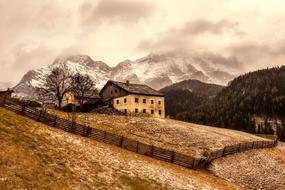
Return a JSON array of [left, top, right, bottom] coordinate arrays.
[[13, 53, 243, 99]]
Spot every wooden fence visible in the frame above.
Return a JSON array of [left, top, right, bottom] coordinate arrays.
[[0, 97, 278, 170]]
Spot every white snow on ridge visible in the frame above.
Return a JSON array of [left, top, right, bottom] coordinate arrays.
[[14, 53, 243, 98], [30, 79, 43, 87]]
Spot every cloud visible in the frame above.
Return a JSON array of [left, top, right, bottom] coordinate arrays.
[[1, 0, 285, 85], [0, 0, 83, 83], [182, 19, 239, 35], [80, 0, 155, 25], [136, 19, 243, 52], [12, 42, 56, 71], [227, 42, 285, 71]]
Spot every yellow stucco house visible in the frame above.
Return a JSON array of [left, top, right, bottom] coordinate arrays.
[[99, 80, 165, 118]]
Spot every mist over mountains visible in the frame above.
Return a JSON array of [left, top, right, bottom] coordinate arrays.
[[13, 52, 244, 98]]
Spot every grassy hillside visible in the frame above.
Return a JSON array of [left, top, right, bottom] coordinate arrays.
[[209, 143, 285, 190], [50, 109, 269, 158], [0, 107, 242, 190]]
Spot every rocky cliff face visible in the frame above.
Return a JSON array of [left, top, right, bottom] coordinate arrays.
[[13, 52, 243, 99]]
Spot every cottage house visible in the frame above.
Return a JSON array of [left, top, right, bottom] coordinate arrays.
[[61, 90, 99, 107], [100, 80, 165, 118], [0, 88, 14, 99]]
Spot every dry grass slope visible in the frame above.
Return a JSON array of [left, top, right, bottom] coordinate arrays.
[[0, 108, 242, 190], [209, 143, 285, 190], [50, 110, 270, 158]]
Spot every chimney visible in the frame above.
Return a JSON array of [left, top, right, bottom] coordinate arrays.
[[126, 80, 130, 85]]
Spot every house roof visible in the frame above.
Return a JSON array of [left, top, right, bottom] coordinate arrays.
[[100, 80, 164, 97], [75, 90, 100, 99], [0, 88, 14, 94], [68, 89, 99, 99]]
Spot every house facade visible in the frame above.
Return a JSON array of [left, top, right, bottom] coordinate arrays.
[[100, 80, 165, 118], [0, 88, 14, 99], [61, 90, 99, 107]]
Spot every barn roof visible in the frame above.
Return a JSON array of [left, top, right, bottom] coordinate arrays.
[[74, 90, 100, 99], [0, 88, 14, 94], [100, 80, 164, 97]]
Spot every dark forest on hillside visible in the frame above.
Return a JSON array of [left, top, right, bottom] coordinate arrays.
[[160, 79, 224, 118], [176, 66, 285, 141]]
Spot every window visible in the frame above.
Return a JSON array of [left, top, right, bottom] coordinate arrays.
[[124, 109, 127, 114], [143, 99, 146, 103], [159, 110, 161, 115], [124, 98, 127, 103], [151, 100, 154, 104], [135, 108, 138, 113], [111, 90, 113, 94], [115, 89, 117, 93], [116, 100, 119, 104], [151, 110, 154, 114], [135, 98, 139, 103], [143, 109, 146, 113], [158, 100, 161, 105]]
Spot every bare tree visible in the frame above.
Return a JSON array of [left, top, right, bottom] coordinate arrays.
[[71, 73, 96, 110], [37, 63, 72, 109]]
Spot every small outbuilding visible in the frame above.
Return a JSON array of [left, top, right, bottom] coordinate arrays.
[[61, 90, 100, 107], [100, 80, 165, 118], [0, 88, 14, 99]]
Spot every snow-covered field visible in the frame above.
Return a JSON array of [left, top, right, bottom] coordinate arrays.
[[51, 110, 269, 158], [0, 107, 242, 189], [209, 142, 285, 190]]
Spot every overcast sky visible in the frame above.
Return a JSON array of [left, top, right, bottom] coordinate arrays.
[[1, 0, 285, 84]]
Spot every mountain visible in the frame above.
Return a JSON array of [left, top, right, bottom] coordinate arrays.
[[13, 55, 112, 99], [160, 79, 224, 118], [111, 52, 242, 89], [13, 52, 243, 98], [178, 66, 285, 140]]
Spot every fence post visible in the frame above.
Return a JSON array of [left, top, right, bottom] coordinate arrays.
[[21, 104, 26, 113], [150, 145, 154, 156], [274, 139, 278, 146], [37, 110, 42, 121], [119, 136, 124, 147], [191, 157, 195, 169], [171, 151, 175, 163], [196, 159, 201, 169], [0, 97, 4, 106], [2, 96, 7, 106], [237, 143, 241, 152], [54, 117, 57, 127], [85, 126, 92, 137], [103, 131, 106, 142], [136, 141, 139, 152], [222, 147, 226, 156]]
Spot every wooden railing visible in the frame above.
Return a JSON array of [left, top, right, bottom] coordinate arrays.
[[0, 97, 278, 170]]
